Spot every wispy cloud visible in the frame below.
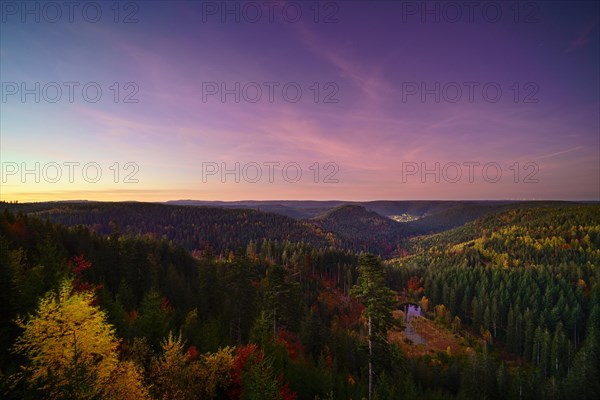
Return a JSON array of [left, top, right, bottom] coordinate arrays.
[[536, 146, 583, 160], [568, 19, 599, 51], [294, 23, 393, 108]]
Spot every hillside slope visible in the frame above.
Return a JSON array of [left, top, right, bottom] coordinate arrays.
[[311, 204, 405, 254], [1, 202, 339, 254]]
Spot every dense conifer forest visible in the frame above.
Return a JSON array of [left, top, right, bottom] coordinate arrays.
[[0, 202, 598, 399]]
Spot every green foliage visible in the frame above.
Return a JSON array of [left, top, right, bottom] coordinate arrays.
[[136, 290, 171, 350], [2, 203, 599, 399], [241, 357, 281, 400], [351, 253, 397, 399], [389, 205, 600, 397], [263, 264, 303, 334], [351, 254, 396, 341]]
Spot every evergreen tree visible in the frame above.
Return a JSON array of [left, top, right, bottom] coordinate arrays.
[[350, 254, 396, 400]]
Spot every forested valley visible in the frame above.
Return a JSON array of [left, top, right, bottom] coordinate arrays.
[[0, 202, 598, 399]]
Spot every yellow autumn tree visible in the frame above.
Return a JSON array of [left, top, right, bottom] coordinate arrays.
[[420, 296, 430, 313], [13, 280, 149, 399], [151, 331, 235, 400], [194, 346, 235, 399], [151, 332, 193, 399], [103, 360, 149, 400]]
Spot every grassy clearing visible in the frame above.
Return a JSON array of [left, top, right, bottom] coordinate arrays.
[[389, 310, 472, 358]]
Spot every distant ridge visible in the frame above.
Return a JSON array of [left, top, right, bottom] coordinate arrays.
[[164, 199, 579, 222], [2, 199, 585, 257]]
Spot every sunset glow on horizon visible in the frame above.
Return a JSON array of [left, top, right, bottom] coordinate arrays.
[[1, 1, 599, 202]]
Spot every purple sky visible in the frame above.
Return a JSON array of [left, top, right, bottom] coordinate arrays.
[[1, 0, 599, 201]]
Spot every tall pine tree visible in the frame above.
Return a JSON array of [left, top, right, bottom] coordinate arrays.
[[350, 254, 396, 400]]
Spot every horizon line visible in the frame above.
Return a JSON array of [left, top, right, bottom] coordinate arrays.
[[2, 199, 598, 204]]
